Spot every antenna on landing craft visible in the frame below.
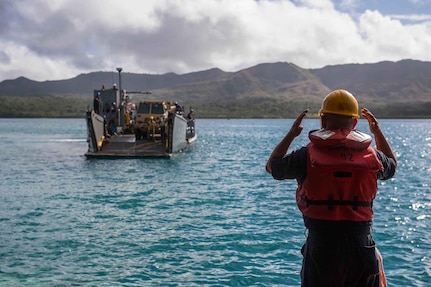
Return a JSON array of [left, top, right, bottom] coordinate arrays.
[[116, 67, 123, 126], [116, 67, 122, 95]]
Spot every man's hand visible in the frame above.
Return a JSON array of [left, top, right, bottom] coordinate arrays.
[[361, 108, 379, 134], [289, 109, 309, 137], [266, 109, 309, 173], [361, 107, 397, 165]]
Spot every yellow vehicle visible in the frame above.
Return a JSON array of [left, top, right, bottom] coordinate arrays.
[[133, 101, 176, 140]]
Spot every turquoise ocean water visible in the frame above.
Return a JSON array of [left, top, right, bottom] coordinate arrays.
[[0, 118, 430, 286]]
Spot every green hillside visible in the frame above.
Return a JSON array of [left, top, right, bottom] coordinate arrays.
[[1, 60, 431, 118]]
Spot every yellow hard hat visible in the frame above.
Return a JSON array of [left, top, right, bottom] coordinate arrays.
[[318, 89, 359, 118]]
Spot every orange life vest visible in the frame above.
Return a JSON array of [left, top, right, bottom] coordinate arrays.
[[296, 129, 382, 221]]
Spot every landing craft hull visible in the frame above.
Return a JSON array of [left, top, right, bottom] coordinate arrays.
[[84, 69, 196, 158]]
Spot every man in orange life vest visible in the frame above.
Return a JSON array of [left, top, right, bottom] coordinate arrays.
[[266, 90, 397, 287]]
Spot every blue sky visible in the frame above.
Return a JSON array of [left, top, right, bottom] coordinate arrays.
[[335, 0, 431, 14], [1, 0, 431, 81]]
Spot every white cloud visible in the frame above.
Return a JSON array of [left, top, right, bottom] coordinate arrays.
[[0, 41, 79, 81], [389, 14, 431, 22], [1, 0, 431, 81], [359, 10, 431, 61]]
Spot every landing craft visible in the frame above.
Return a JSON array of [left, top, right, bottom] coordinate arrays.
[[85, 68, 196, 158]]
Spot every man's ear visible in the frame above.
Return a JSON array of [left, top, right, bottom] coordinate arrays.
[[320, 116, 326, 129], [352, 118, 358, 129]]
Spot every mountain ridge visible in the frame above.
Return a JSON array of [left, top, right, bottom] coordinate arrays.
[[1, 59, 430, 118]]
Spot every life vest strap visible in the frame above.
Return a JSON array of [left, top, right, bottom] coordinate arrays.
[[301, 195, 373, 210]]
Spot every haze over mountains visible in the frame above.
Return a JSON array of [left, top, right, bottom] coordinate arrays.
[[1, 59, 430, 118]]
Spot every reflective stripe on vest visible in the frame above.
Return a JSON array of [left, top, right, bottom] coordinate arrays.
[[300, 195, 373, 210]]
